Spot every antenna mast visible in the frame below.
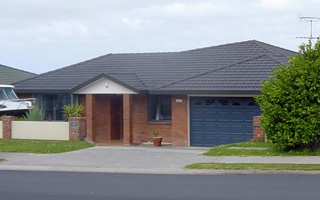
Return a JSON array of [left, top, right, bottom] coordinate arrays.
[[297, 17, 320, 39]]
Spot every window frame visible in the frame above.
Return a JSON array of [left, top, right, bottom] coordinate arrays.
[[148, 95, 172, 122]]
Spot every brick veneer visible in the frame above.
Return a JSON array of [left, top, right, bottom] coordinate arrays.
[[69, 117, 86, 140], [2, 116, 14, 139], [85, 94, 94, 142], [171, 95, 188, 146], [131, 94, 172, 144], [83, 94, 189, 146], [253, 116, 265, 142], [123, 94, 133, 145]]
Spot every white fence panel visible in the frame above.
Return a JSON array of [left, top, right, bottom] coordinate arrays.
[[0, 121, 2, 139], [12, 121, 69, 140]]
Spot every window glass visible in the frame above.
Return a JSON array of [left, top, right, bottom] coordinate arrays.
[[232, 100, 241, 106], [219, 99, 228, 106], [247, 101, 256, 106], [5, 88, 18, 100], [40, 94, 72, 120], [205, 98, 215, 106], [149, 95, 171, 121], [0, 89, 6, 100]]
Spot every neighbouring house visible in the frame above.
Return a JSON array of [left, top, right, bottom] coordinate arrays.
[[13, 40, 296, 147], [0, 64, 36, 85]]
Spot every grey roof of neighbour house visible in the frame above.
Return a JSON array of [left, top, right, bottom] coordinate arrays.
[[14, 40, 296, 95], [0, 64, 36, 85]]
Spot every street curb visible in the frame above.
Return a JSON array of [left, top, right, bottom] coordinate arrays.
[[0, 165, 320, 175]]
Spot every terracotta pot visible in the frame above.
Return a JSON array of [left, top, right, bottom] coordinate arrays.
[[152, 137, 163, 146]]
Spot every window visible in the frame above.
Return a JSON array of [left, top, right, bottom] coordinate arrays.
[[39, 94, 73, 121], [148, 95, 171, 121]]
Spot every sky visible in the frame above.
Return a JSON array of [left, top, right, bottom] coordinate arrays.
[[0, 0, 319, 74]]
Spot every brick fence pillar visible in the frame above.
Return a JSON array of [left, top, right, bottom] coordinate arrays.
[[253, 116, 265, 142], [123, 94, 133, 145], [69, 117, 86, 141], [2, 116, 15, 139]]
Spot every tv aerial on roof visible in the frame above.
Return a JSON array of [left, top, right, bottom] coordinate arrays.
[[297, 17, 320, 39]]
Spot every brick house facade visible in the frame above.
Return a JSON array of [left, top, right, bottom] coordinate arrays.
[[13, 40, 295, 147], [81, 94, 188, 146]]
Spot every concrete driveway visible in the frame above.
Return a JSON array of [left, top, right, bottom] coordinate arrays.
[[0, 146, 211, 173], [1, 145, 320, 174]]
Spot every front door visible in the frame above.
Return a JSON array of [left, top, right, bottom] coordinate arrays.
[[110, 95, 123, 140]]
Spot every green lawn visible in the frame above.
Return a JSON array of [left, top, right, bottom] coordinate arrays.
[[185, 163, 320, 171], [0, 139, 95, 154], [204, 141, 320, 157]]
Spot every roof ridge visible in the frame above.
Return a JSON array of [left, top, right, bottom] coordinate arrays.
[[0, 64, 36, 75], [133, 74, 148, 89], [252, 40, 297, 55], [155, 54, 268, 89], [253, 40, 296, 64], [180, 40, 257, 53], [108, 72, 147, 89]]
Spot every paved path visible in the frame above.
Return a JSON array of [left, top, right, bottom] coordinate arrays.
[[1, 146, 320, 174]]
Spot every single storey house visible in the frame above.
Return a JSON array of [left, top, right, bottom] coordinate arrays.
[[14, 40, 296, 147], [0, 64, 36, 85]]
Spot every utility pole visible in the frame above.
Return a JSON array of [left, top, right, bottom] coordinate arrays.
[[297, 17, 320, 39]]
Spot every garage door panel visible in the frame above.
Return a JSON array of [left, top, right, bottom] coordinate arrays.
[[190, 97, 261, 147]]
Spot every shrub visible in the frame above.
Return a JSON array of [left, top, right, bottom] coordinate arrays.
[[256, 40, 320, 152], [23, 108, 45, 121], [63, 104, 84, 120]]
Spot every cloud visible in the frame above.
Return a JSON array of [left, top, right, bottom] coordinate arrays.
[[0, 0, 320, 73]]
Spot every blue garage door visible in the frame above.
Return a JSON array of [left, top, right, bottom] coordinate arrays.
[[190, 97, 261, 147]]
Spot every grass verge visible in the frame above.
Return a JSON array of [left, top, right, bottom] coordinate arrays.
[[0, 139, 95, 154], [204, 141, 320, 157], [185, 163, 320, 171]]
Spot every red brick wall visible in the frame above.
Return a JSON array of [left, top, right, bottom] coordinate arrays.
[[93, 95, 111, 142], [69, 117, 86, 140], [2, 116, 15, 139], [123, 94, 133, 145], [85, 94, 94, 142], [253, 116, 265, 142], [78, 94, 86, 116], [131, 94, 173, 144], [16, 93, 33, 99], [171, 95, 188, 146], [83, 94, 189, 146]]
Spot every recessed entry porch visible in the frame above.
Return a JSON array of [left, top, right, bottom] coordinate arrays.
[[74, 77, 138, 145]]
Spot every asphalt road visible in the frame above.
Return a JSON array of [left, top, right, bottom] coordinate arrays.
[[0, 170, 319, 200]]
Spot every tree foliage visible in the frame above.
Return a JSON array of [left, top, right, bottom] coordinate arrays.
[[256, 40, 320, 151]]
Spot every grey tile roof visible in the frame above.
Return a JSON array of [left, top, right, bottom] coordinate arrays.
[[0, 64, 36, 85], [14, 40, 296, 95]]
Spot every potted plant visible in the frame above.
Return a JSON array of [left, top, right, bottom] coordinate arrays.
[[151, 129, 163, 147]]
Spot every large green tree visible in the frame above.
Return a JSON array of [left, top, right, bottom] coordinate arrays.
[[257, 40, 320, 151]]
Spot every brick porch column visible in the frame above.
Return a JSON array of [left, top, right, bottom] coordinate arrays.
[[171, 95, 188, 147], [85, 94, 94, 142], [253, 116, 265, 142], [123, 94, 133, 145], [69, 117, 86, 141], [2, 116, 15, 139]]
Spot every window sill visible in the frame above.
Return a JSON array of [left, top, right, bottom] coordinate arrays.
[[147, 121, 172, 125]]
